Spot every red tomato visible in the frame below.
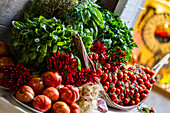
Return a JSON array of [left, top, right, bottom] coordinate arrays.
[[111, 66, 118, 73], [103, 85, 108, 92], [137, 78, 144, 84], [120, 93, 124, 99], [130, 100, 135, 105], [123, 98, 130, 104], [33, 95, 51, 112], [41, 87, 59, 103], [59, 85, 79, 104], [52, 101, 70, 113], [130, 90, 135, 96], [146, 74, 150, 80], [135, 92, 140, 98], [69, 103, 80, 113], [100, 73, 108, 82], [43, 71, 62, 87], [93, 53, 99, 61], [144, 89, 150, 94], [145, 81, 152, 89], [148, 70, 155, 77], [123, 73, 128, 81], [141, 93, 147, 100], [28, 78, 45, 94], [150, 78, 156, 84], [88, 54, 93, 60], [100, 59, 105, 65], [118, 102, 123, 106], [107, 75, 112, 82], [115, 88, 120, 94], [103, 81, 110, 88], [135, 97, 140, 104], [112, 75, 117, 84], [96, 69, 102, 76], [16, 85, 35, 103], [117, 71, 123, 79], [110, 87, 116, 93], [110, 94, 117, 101]]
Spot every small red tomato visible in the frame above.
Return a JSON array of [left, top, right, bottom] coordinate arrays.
[[97, 65, 102, 70], [103, 81, 110, 88], [111, 66, 118, 73], [119, 86, 124, 92], [32, 95, 51, 112], [115, 88, 120, 94], [145, 81, 152, 89], [28, 78, 45, 94], [88, 54, 93, 60], [123, 98, 130, 104], [130, 100, 135, 105], [69, 103, 80, 113], [112, 75, 117, 84], [120, 93, 124, 99], [118, 102, 123, 106], [107, 75, 112, 82], [135, 97, 140, 104], [116, 80, 122, 88], [103, 85, 108, 92], [96, 69, 102, 76], [146, 74, 151, 80], [101, 73, 108, 82], [93, 53, 99, 61], [117, 71, 123, 80], [141, 93, 147, 99], [110, 94, 117, 101], [135, 92, 140, 98], [110, 87, 116, 93], [150, 78, 156, 84], [104, 63, 111, 70], [142, 76, 148, 82], [41, 87, 59, 103], [123, 73, 128, 81], [16, 85, 35, 104], [144, 67, 150, 73], [144, 89, 150, 94], [149, 70, 155, 77], [137, 78, 144, 84], [130, 90, 135, 96]]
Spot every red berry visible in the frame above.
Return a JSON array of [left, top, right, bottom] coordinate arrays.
[[110, 94, 117, 101], [117, 71, 123, 80]]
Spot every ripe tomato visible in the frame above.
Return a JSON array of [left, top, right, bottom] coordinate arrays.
[[117, 71, 123, 80], [135, 92, 140, 98], [96, 69, 102, 76], [150, 78, 156, 84], [43, 71, 62, 87], [118, 102, 123, 106], [93, 53, 99, 61], [16, 85, 35, 103], [28, 78, 45, 94], [130, 90, 135, 96], [145, 81, 152, 89], [141, 93, 147, 99], [123, 73, 128, 81], [146, 74, 151, 80], [110, 94, 117, 101], [103, 85, 108, 92], [69, 103, 80, 113], [115, 88, 120, 94], [144, 89, 150, 94], [130, 100, 135, 105], [88, 54, 93, 60], [137, 78, 144, 84], [112, 75, 117, 84], [33, 95, 51, 112], [135, 97, 140, 104], [120, 93, 124, 99], [52, 101, 70, 113], [103, 81, 110, 88], [107, 75, 112, 82], [100, 73, 108, 82], [41, 87, 59, 103], [110, 87, 116, 93], [123, 98, 130, 104], [148, 70, 155, 77], [111, 66, 118, 73]]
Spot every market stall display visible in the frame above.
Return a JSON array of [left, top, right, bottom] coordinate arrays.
[[0, 0, 162, 113]]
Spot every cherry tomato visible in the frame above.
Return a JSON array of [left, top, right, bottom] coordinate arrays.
[[135, 92, 140, 98], [145, 81, 152, 89], [144, 89, 150, 94], [118, 102, 123, 106], [137, 78, 144, 84], [120, 93, 124, 99], [111, 66, 118, 73], [130, 100, 135, 105], [123, 73, 128, 81], [135, 97, 140, 104], [150, 78, 156, 84], [107, 75, 112, 82], [123, 98, 130, 104], [110, 87, 116, 93], [115, 88, 120, 94], [103, 85, 108, 92], [112, 75, 117, 84], [117, 71, 123, 80], [93, 53, 99, 61], [130, 90, 135, 96], [141, 93, 147, 100], [142, 76, 148, 82], [149, 70, 155, 77], [100, 59, 105, 65], [88, 54, 93, 60], [101, 73, 108, 82], [146, 74, 151, 80], [110, 94, 117, 101], [103, 81, 110, 88], [96, 69, 102, 76]]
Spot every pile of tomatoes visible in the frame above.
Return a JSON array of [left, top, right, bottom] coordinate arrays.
[[15, 71, 80, 113], [89, 50, 155, 106]]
